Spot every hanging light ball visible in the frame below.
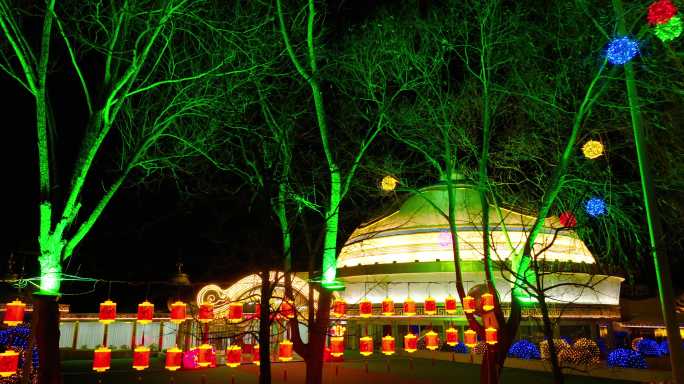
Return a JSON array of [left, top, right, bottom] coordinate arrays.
[[462, 296, 476, 314], [425, 330, 439, 350], [330, 336, 345, 357], [170, 301, 187, 324], [165, 347, 183, 371], [485, 327, 498, 345], [648, 0, 678, 25], [98, 300, 116, 324], [359, 336, 374, 356], [403, 298, 416, 316], [0, 350, 19, 377], [359, 298, 373, 318], [444, 295, 458, 314], [481, 293, 495, 312], [198, 302, 214, 323], [559, 211, 577, 228], [137, 301, 154, 324], [654, 15, 683, 42], [133, 346, 151, 371], [3, 299, 26, 326], [585, 197, 607, 217], [92, 347, 111, 372], [381, 297, 394, 316], [582, 140, 604, 159], [381, 335, 395, 355], [278, 339, 294, 361], [228, 302, 243, 323], [226, 345, 242, 368], [446, 327, 459, 346], [252, 344, 260, 366], [281, 299, 295, 319], [464, 329, 477, 348], [404, 333, 418, 353], [332, 298, 347, 318], [380, 175, 399, 192], [606, 37, 639, 65], [198, 344, 213, 367], [423, 297, 437, 315]]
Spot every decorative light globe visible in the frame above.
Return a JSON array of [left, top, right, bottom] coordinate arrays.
[[654, 16, 683, 42], [647, 0, 678, 25], [582, 140, 604, 159], [585, 197, 607, 217], [380, 175, 399, 192], [606, 37, 639, 65]]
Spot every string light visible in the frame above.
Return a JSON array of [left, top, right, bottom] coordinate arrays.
[[539, 339, 570, 361], [508, 340, 541, 360], [380, 175, 399, 192], [607, 348, 648, 368], [585, 197, 607, 217], [565, 338, 600, 365], [635, 338, 663, 357], [582, 140, 604, 159], [606, 37, 639, 65], [559, 211, 577, 228], [654, 16, 683, 42], [647, 0, 678, 25]]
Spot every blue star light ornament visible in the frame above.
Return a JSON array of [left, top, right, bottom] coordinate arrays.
[[606, 37, 639, 65]]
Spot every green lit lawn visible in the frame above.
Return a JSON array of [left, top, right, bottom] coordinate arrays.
[[61, 355, 634, 384]]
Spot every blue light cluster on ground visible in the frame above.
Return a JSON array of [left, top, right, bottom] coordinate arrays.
[[0, 325, 39, 369], [636, 338, 663, 357], [508, 339, 541, 360], [607, 348, 647, 369], [451, 341, 468, 354]]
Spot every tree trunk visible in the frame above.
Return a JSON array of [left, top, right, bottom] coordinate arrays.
[[259, 271, 272, 384], [480, 346, 501, 384], [539, 296, 564, 384], [32, 293, 61, 384]]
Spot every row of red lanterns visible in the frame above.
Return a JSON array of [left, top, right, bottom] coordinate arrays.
[[332, 293, 495, 318]]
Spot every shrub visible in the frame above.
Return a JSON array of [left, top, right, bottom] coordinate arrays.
[[565, 338, 600, 366], [635, 338, 662, 357], [539, 339, 570, 362], [607, 348, 647, 369], [508, 340, 541, 360]]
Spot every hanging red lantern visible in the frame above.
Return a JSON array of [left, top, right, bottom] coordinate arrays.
[[198, 344, 213, 367], [165, 347, 182, 371], [226, 345, 242, 368], [359, 336, 373, 356], [425, 330, 439, 350], [228, 302, 243, 323], [403, 298, 416, 316], [446, 327, 459, 346], [404, 333, 417, 353], [170, 301, 187, 324], [0, 350, 19, 377], [98, 300, 116, 324], [198, 302, 214, 323], [137, 301, 154, 324], [132, 346, 150, 370], [462, 296, 475, 314], [485, 327, 498, 345], [332, 299, 347, 318], [559, 211, 577, 228], [330, 336, 344, 357], [252, 344, 260, 366], [3, 300, 26, 326], [381, 297, 394, 316], [444, 295, 458, 314], [424, 296, 437, 315], [92, 347, 111, 372], [481, 293, 495, 312], [359, 299, 373, 317], [278, 339, 293, 361], [381, 335, 395, 356], [464, 329, 477, 348], [281, 300, 295, 319]]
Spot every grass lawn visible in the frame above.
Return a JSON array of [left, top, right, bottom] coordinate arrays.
[[61, 354, 634, 384]]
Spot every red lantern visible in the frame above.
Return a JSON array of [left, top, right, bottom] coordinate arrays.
[[381, 298, 394, 316], [226, 345, 242, 367], [165, 347, 182, 371], [98, 300, 116, 324], [253, 303, 261, 319], [228, 302, 243, 323], [0, 350, 19, 377], [330, 336, 344, 357], [359, 336, 373, 356], [359, 299, 372, 317], [92, 347, 111, 372], [446, 327, 459, 346], [281, 300, 295, 319], [198, 344, 213, 367], [198, 302, 214, 323], [648, 0, 678, 25], [481, 293, 495, 312], [485, 327, 498, 345], [170, 301, 187, 324], [403, 298, 416, 316], [332, 299, 347, 318], [132, 346, 150, 370], [424, 296, 437, 315], [3, 300, 26, 326], [404, 333, 417, 353], [137, 301, 154, 324], [252, 344, 260, 366], [425, 330, 439, 350], [462, 296, 475, 314], [444, 295, 457, 314], [278, 339, 293, 361], [464, 329, 477, 348], [381, 335, 395, 355], [559, 211, 577, 228]]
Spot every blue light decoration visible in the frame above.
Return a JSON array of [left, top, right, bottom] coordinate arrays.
[[508, 339, 541, 360], [585, 197, 607, 217], [636, 338, 663, 357], [0, 325, 39, 370], [607, 348, 648, 368], [605, 36, 639, 65], [452, 341, 468, 354]]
